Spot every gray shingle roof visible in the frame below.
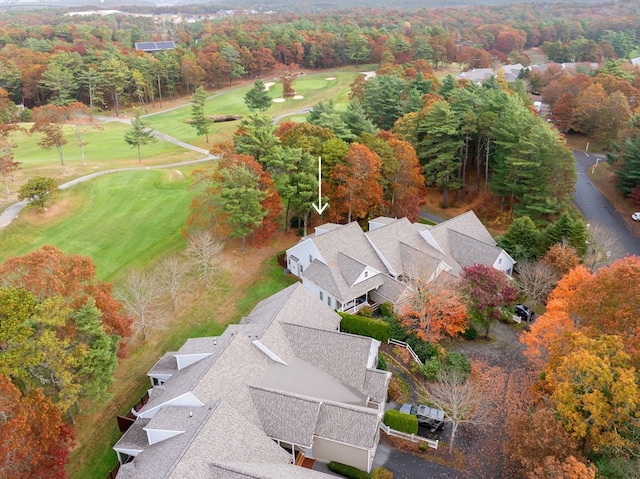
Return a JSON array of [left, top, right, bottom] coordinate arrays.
[[148, 352, 178, 376], [116, 283, 383, 479], [282, 323, 371, 391], [249, 385, 321, 446], [447, 229, 502, 268], [257, 358, 368, 405], [208, 462, 338, 479], [365, 218, 446, 279], [369, 275, 409, 305], [363, 368, 392, 404], [303, 259, 384, 302], [242, 283, 341, 333], [337, 252, 367, 286], [315, 402, 380, 448]]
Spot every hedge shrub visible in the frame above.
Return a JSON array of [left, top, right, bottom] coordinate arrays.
[[462, 325, 478, 340], [327, 462, 371, 479], [446, 351, 471, 379], [339, 312, 390, 342], [377, 354, 387, 371], [383, 409, 419, 435], [378, 302, 395, 318]]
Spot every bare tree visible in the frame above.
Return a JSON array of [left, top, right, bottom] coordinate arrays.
[[426, 367, 483, 454], [154, 255, 191, 312], [185, 230, 223, 287], [514, 261, 559, 309], [116, 269, 162, 340], [583, 222, 625, 272]]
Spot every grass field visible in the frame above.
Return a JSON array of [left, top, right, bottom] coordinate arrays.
[[144, 69, 360, 150], [0, 168, 199, 279]]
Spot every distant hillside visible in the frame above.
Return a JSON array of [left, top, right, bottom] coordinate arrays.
[[176, 0, 623, 12]]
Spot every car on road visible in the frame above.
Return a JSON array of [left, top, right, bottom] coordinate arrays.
[[400, 403, 446, 432], [633, 212, 640, 222], [514, 304, 535, 322]]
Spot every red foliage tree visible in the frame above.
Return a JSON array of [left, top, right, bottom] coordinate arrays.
[[0, 246, 132, 340], [459, 264, 518, 338], [0, 375, 74, 479]]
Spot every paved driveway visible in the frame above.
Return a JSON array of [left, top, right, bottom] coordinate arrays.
[[573, 150, 640, 256]]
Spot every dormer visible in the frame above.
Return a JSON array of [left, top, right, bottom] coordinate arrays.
[[419, 229, 445, 255]]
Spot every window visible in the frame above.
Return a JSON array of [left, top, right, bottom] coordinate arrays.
[[327, 296, 331, 307], [319, 291, 323, 301], [364, 271, 368, 278], [309, 254, 313, 263]]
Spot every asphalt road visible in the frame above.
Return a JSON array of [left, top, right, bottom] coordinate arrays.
[[572, 150, 640, 256]]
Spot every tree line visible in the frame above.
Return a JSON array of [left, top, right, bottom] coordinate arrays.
[[1, 2, 640, 110]]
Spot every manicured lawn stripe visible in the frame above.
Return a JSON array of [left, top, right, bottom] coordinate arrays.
[[0, 169, 194, 280]]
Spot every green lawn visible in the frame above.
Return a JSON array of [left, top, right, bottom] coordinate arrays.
[[144, 70, 359, 150], [0, 167, 199, 280]]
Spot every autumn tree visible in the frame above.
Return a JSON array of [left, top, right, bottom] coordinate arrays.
[[0, 375, 74, 479], [545, 333, 640, 456], [508, 407, 587, 475], [0, 245, 132, 339], [520, 266, 590, 368], [328, 142, 383, 223], [0, 123, 21, 194], [18, 176, 57, 209], [528, 456, 596, 479], [378, 131, 427, 221], [276, 63, 298, 100], [124, 107, 157, 162], [541, 242, 581, 277], [30, 104, 68, 165], [190, 86, 212, 143], [399, 279, 467, 343], [458, 264, 518, 338]]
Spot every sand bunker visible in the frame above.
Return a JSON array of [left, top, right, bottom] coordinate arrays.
[[263, 81, 275, 91], [325, 77, 336, 80], [272, 98, 285, 103], [293, 95, 304, 100]]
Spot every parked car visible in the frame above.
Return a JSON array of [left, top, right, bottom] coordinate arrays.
[[514, 304, 535, 322], [400, 403, 445, 432], [633, 212, 640, 222]]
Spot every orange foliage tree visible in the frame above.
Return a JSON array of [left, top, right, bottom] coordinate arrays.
[[399, 279, 468, 343], [522, 258, 640, 366], [0, 375, 74, 479], [328, 142, 382, 223], [377, 131, 428, 222], [528, 456, 596, 479], [0, 245, 132, 340]]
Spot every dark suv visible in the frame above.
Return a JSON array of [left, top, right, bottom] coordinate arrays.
[[514, 304, 535, 322]]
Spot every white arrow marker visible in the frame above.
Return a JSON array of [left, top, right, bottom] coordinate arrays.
[[312, 156, 329, 215]]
